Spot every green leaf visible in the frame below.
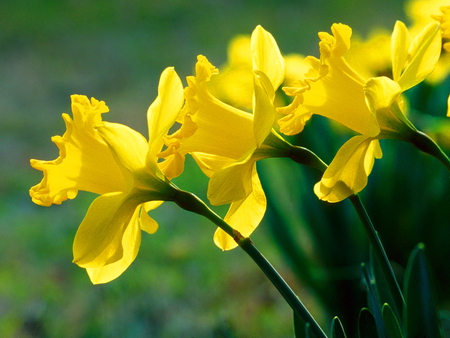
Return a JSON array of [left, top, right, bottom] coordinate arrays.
[[330, 317, 347, 338], [381, 303, 404, 338], [403, 243, 443, 338], [358, 308, 378, 338], [362, 262, 387, 337], [369, 249, 403, 322]]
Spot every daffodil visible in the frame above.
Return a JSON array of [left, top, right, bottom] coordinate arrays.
[[30, 67, 184, 284], [345, 29, 392, 79], [207, 35, 254, 111], [207, 29, 308, 111], [159, 25, 285, 250], [280, 21, 443, 202], [405, 0, 450, 83], [406, 0, 449, 32], [432, 5, 450, 51]]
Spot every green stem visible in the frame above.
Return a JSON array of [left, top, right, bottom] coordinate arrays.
[[409, 130, 450, 172], [287, 139, 406, 316], [287, 143, 404, 310], [349, 194, 405, 317], [173, 189, 328, 338], [261, 131, 328, 172]]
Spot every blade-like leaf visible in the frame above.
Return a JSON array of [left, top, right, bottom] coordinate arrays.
[[362, 263, 387, 337], [403, 243, 443, 338], [369, 238, 403, 321], [358, 308, 378, 338], [330, 317, 347, 338], [381, 303, 404, 338]]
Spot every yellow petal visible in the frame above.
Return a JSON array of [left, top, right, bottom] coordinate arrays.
[[208, 156, 255, 205], [329, 23, 353, 56], [208, 35, 253, 111], [147, 67, 184, 160], [175, 56, 256, 159], [314, 136, 382, 202], [97, 121, 176, 201], [30, 95, 127, 206], [157, 150, 186, 180], [447, 94, 450, 117], [214, 171, 266, 250], [345, 29, 392, 79], [190, 152, 236, 178], [433, 6, 450, 39], [396, 22, 441, 91], [86, 204, 142, 284], [391, 21, 412, 81], [277, 95, 313, 135], [281, 24, 380, 137], [96, 121, 149, 175], [251, 25, 285, 90], [303, 56, 379, 136], [284, 53, 312, 87], [364, 77, 416, 136], [406, 0, 449, 30], [73, 192, 143, 269], [139, 201, 162, 234], [253, 70, 277, 146]]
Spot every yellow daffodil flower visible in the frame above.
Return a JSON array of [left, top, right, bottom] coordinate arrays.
[[433, 5, 450, 51], [160, 25, 285, 250], [207, 29, 307, 111], [280, 22, 442, 202], [207, 35, 254, 111], [406, 0, 449, 33], [345, 29, 392, 79], [30, 67, 184, 284], [406, 0, 450, 83]]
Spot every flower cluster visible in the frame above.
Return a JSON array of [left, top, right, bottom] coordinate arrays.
[[31, 5, 450, 283]]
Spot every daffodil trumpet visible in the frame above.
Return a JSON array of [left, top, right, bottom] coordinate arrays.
[[279, 21, 450, 203]]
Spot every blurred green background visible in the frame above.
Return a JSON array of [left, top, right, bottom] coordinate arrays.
[[4, 0, 450, 337]]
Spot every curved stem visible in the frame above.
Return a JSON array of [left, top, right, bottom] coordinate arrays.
[[288, 143, 404, 308], [173, 189, 328, 338]]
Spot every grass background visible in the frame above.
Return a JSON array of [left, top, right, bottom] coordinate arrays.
[[5, 0, 450, 337]]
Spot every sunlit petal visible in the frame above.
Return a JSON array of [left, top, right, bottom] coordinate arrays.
[[208, 155, 256, 205], [73, 192, 143, 268], [190, 153, 236, 178], [139, 202, 160, 234], [251, 25, 285, 90], [86, 205, 142, 284], [170, 56, 256, 160], [364, 77, 417, 137], [96, 122, 149, 175], [396, 22, 441, 90], [30, 95, 127, 206], [147, 67, 184, 160], [253, 70, 277, 146], [391, 21, 412, 81], [281, 24, 380, 137], [208, 35, 253, 111], [277, 95, 313, 135], [314, 136, 382, 202], [214, 172, 266, 250]]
